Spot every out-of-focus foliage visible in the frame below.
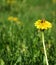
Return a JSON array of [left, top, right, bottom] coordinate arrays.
[[0, 0, 56, 65]]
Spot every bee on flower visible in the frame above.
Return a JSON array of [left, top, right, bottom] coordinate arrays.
[[34, 19, 52, 65], [34, 19, 52, 30]]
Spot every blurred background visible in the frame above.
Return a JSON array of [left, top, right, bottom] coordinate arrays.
[[0, 0, 56, 65]]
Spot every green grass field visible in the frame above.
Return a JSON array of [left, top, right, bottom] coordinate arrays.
[[0, 0, 56, 65]]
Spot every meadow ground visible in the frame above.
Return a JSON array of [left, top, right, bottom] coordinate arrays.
[[0, 0, 56, 65]]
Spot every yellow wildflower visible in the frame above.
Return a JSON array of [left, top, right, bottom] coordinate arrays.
[[8, 16, 22, 25], [52, 0, 56, 4], [7, 0, 15, 4], [8, 16, 18, 22], [8, 16, 13, 21], [13, 17, 18, 21], [34, 19, 52, 30]]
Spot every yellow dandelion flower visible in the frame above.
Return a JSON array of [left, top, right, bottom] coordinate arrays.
[[8, 16, 22, 25], [8, 16, 13, 21], [34, 19, 52, 30], [13, 17, 18, 21], [52, 0, 56, 4], [8, 16, 18, 22], [7, 0, 15, 4]]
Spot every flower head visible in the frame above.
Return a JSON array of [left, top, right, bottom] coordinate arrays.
[[34, 19, 52, 30], [8, 16, 13, 21], [13, 17, 18, 21], [7, 0, 15, 4], [8, 16, 18, 22], [52, 0, 56, 4]]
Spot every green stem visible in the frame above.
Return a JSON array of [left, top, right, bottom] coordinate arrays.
[[42, 32, 49, 65]]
